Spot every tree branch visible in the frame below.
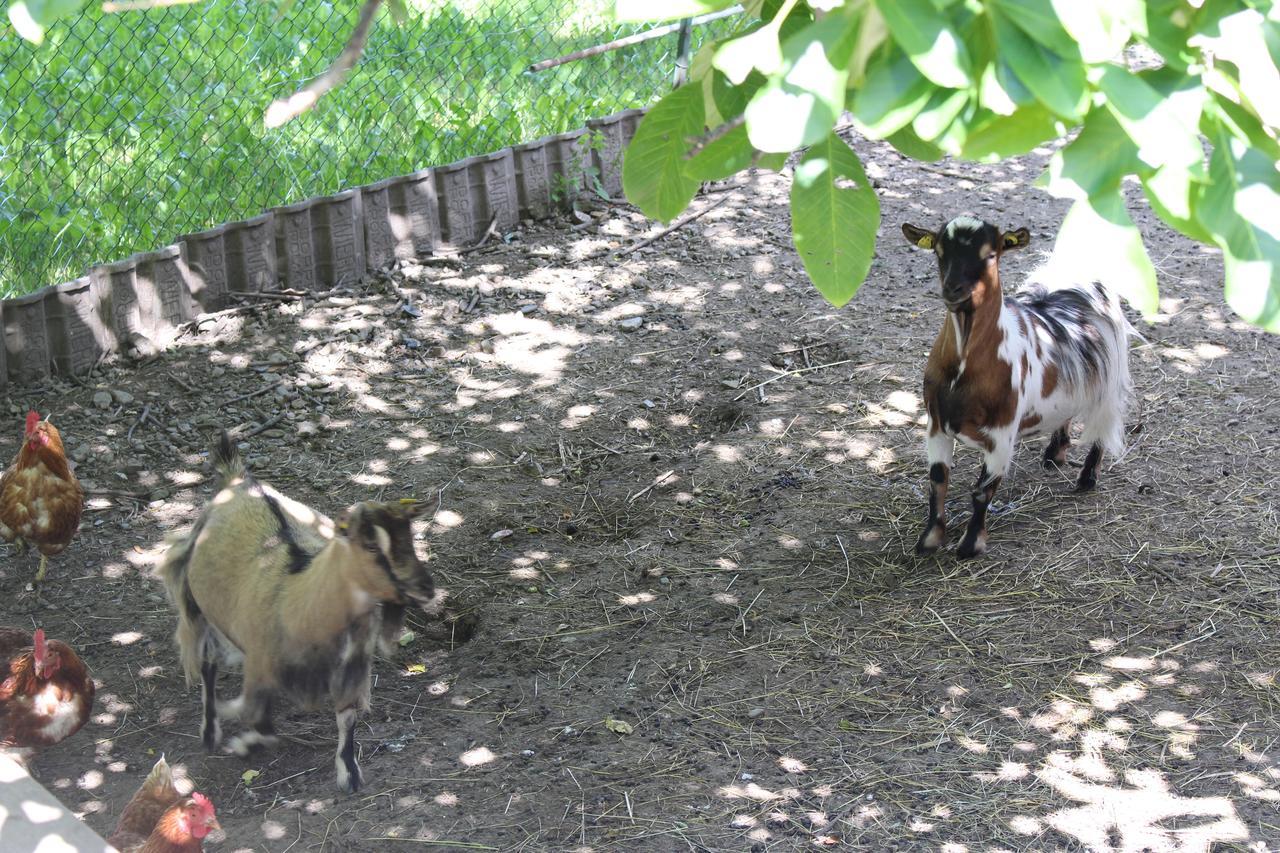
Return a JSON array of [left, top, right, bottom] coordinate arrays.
[[263, 0, 382, 129]]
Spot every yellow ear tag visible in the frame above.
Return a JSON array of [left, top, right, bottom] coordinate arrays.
[[398, 498, 420, 507], [918, 235, 935, 249]]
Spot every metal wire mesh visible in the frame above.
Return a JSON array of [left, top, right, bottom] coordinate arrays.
[[0, 0, 731, 297]]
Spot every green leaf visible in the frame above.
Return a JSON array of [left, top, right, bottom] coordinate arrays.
[[615, 0, 738, 23], [715, 21, 784, 83], [1051, 191, 1159, 318], [1098, 66, 1204, 170], [1189, 8, 1280, 130], [685, 123, 755, 181], [1205, 92, 1280, 161], [978, 62, 1019, 116], [874, 0, 971, 88], [241, 769, 261, 786], [911, 88, 967, 141], [1038, 106, 1140, 200], [991, 0, 1080, 58], [991, 7, 1088, 119], [1141, 165, 1212, 244], [604, 717, 635, 735], [790, 132, 881, 307], [623, 85, 705, 222], [1051, 0, 1138, 62], [886, 125, 944, 161], [745, 9, 861, 152], [960, 103, 1061, 161], [850, 44, 933, 137], [1198, 125, 1280, 332], [756, 150, 789, 170]]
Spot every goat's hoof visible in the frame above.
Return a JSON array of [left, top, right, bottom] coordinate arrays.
[[1042, 457, 1066, 470], [915, 525, 946, 555], [1073, 478, 1097, 493], [227, 732, 277, 757], [956, 534, 988, 559], [336, 764, 362, 794]]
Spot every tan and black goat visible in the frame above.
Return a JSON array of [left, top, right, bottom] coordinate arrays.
[[902, 215, 1134, 558], [161, 433, 435, 793]]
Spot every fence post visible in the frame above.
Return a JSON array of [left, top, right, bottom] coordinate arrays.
[[673, 17, 693, 88]]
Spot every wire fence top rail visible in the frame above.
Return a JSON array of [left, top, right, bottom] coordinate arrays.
[[0, 0, 733, 298]]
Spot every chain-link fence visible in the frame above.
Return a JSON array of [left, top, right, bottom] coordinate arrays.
[[0, 0, 732, 297]]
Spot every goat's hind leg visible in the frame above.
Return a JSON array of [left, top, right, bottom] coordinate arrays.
[[1043, 424, 1070, 469], [915, 427, 954, 554], [958, 437, 1012, 559], [1075, 444, 1102, 492], [199, 635, 221, 752]]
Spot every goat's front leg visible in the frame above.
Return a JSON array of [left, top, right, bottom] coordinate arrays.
[[1043, 423, 1070, 468], [915, 426, 954, 554], [334, 705, 363, 793], [224, 686, 278, 756], [958, 437, 1012, 559]]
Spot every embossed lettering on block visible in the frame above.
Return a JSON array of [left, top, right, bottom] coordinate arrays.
[[181, 226, 229, 312], [237, 215, 277, 292], [436, 163, 476, 249], [515, 140, 552, 220], [4, 292, 51, 383], [403, 170, 439, 257], [363, 180, 396, 271], [48, 277, 106, 376], [274, 203, 317, 292], [480, 150, 519, 231], [588, 115, 626, 198], [318, 191, 364, 287]]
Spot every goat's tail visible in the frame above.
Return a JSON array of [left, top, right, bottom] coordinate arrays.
[[159, 526, 206, 686], [211, 431, 246, 485], [1090, 281, 1135, 458]]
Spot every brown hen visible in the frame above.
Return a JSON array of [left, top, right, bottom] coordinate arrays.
[[0, 626, 94, 761], [108, 756, 220, 853], [0, 410, 84, 591]]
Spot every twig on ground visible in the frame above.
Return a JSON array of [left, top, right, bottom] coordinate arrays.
[[615, 194, 734, 259], [235, 412, 286, 440], [223, 380, 284, 407], [732, 359, 854, 401]]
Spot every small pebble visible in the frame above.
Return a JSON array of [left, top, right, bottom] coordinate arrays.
[[92, 391, 112, 410], [747, 707, 765, 719], [111, 390, 134, 405], [618, 317, 644, 332]]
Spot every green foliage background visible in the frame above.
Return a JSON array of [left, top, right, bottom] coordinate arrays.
[[620, 0, 1280, 333], [0, 0, 723, 297]]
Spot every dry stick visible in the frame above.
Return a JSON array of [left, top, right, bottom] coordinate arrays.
[[924, 604, 974, 656], [126, 403, 151, 442], [613, 193, 735, 259], [236, 411, 286, 440], [101, 0, 197, 10], [263, 0, 382, 128], [458, 217, 500, 255], [731, 359, 854, 402], [525, 7, 741, 73], [223, 379, 284, 407]]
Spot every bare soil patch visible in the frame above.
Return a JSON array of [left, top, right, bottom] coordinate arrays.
[[5, 132, 1279, 852]]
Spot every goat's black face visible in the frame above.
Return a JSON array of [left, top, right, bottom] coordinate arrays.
[[902, 217, 1031, 310], [350, 502, 435, 605]]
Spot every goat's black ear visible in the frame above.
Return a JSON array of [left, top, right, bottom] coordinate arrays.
[[901, 223, 936, 250], [1001, 227, 1031, 251]]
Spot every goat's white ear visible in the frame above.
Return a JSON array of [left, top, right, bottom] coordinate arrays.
[[1001, 228, 1031, 250], [901, 223, 936, 250]]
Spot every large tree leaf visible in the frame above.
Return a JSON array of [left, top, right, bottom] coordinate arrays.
[[1038, 107, 1140, 200], [886, 125, 944, 161], [745, 8, 861, 152], [850, 44, 933, 137], [1198, 124, 1280, 332], [1098, 66, 1204, 171], [990, 7, 1088, 120], [685, 123, 755, 181], [623, 85, 705, 222], [991, 0, 1080, 58], [790, 133, 881, 307], [615, 0, 739, 23], [1189, 8, 1280, 130], [911, 88, 968, 141], [1051, 0, 1139, 63], [1141, 164, 1212, 245], [873, 0, 971, 88], [1050, 191, 1159, 317], [961, 103, 1061, 161]]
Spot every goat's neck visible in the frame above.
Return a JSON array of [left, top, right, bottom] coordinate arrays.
[[280, 540, 396, 646], [947, 283, 1004, 362]]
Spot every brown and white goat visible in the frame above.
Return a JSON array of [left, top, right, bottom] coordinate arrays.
[[160, 433, 435, 792], [901, 215, 1133, 558]]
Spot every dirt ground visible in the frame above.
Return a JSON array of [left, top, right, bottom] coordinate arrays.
[[5, 130, 1279, 852]]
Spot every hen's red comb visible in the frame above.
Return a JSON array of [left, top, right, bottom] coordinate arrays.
[[32, 628, 46, 662], [25, 411, 39, 436], [191, 791, 215, 818]]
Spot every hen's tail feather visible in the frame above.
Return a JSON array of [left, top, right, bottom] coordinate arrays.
[[211, 431, 245, 484]]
